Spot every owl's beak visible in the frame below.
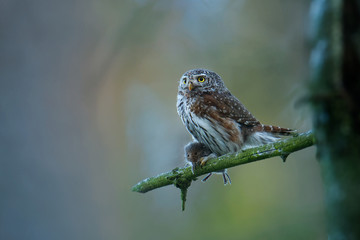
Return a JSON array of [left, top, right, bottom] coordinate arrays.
[[188, 82, 194, 91]]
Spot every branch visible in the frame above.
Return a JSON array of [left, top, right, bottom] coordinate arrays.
[[132, 130, 315, 194]]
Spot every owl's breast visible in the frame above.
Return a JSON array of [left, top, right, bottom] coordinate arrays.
[[177, 93, 193, 134], [188, 112, 244, 155], [177, 92, 246, 155]]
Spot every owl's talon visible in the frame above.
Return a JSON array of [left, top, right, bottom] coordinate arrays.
[[199, 153, 217, 167], [200, 157, 207, 167]]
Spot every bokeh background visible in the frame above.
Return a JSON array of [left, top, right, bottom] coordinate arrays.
[[0, 0, 325, 239]]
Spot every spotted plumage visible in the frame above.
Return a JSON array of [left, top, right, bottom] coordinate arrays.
[[177, 68, 293, 157]]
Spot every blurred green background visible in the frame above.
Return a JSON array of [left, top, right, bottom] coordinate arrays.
[[0, 0, 325, 239]]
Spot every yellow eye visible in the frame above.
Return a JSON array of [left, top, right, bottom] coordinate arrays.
[[197, 76, 205, 82], [182, 78, 187, 84]]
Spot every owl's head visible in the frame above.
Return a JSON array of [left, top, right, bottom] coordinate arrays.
[[178, 69, 227, 94]]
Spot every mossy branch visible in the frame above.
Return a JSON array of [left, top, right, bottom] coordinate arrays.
[[132, 130, 315, 194]]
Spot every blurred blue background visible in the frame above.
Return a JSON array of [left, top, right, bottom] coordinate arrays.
[[0, 0, 325, 239]]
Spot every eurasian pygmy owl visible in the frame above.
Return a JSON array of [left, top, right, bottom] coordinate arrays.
[[177, 68, 293, 157], [184, 142, 231, 185]]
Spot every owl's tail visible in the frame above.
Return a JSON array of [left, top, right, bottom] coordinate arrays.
[[256, 124, 296, 136]]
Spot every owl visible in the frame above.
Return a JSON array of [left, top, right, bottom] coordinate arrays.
[[184, 142, 231, 185], [177, 68, 293, 169]]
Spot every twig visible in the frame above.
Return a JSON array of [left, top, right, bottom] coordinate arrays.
[[132, 130, 315, 194]]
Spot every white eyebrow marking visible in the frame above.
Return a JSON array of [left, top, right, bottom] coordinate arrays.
[[193, 74, 206, 78]]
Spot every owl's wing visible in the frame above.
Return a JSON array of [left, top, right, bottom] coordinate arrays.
[[203, 91, 260, 127], [203, 92, 294, 136]]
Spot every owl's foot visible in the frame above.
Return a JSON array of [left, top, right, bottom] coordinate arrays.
[[199, 158, 207, 167], [199, 153, 217, 166]]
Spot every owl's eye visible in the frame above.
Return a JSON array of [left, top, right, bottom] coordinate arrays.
[[197, 76, 205, 82], [182, 78, 187, 84]]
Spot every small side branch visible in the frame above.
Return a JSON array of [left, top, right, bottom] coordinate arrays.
[[132, 130, 315, 194]]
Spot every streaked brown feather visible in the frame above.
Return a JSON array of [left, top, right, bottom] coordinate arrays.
[[254, 124, 295, 136], [177, 68, 295, 156], [195, 92, 260, 126]]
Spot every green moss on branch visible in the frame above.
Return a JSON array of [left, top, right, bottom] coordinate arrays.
[[132, 130, 315, 194]]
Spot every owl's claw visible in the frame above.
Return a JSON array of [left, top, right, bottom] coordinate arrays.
[[200, 157, 207, 167], [199, 153, 216, 166]]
